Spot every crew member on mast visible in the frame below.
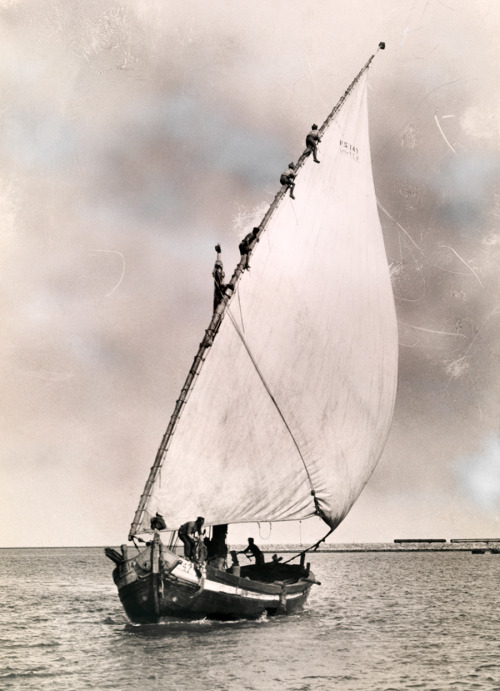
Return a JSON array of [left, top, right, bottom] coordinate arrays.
[[212, 244, 234, 312], [280, 163, 296, 199], [238, 227, 259, 271], [212, 244, 226, 311], [178, 516, 204, 560], [238, 537, 265, 568], [305, 124, 321, 163]]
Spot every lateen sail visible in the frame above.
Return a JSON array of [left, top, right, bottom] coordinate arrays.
[[133, 69, 398, 535]]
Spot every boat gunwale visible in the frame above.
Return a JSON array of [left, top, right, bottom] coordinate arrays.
[[114, 549, 315, 597]]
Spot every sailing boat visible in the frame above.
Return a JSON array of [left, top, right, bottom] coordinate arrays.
[[106, 44, 398, 624]]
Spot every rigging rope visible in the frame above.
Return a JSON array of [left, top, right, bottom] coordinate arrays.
[[257, 522, 272, 540], [225, 304, 325, 520], [282, 527, 334, 565]]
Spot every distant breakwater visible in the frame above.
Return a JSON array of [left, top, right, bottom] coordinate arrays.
[[254, 541, 500, 554]]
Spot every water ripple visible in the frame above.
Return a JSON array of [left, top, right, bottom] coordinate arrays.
[[1, 548, 500, 689]]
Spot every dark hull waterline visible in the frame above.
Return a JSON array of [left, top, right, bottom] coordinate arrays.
[[108, 541, 317, 624]]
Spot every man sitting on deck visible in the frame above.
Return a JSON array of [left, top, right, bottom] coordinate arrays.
[[239, 537, 265, 568], [150, 512, 166, 531], [178, 516, 204, 561]]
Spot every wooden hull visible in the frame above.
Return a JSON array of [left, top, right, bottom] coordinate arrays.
[[108, 542, 316, 624]]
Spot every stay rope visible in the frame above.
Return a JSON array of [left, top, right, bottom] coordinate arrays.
[[281, 527, 334, 565], [225, 306, 325, 520]]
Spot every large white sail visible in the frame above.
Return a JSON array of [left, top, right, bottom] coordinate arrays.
[[134, 70, 398, 535]]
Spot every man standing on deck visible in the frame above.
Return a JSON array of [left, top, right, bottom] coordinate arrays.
[[239, 537, 265, 567], [178, 516, 204, 560], [280, 163, 296, 199], [305, 124, 321, 163]]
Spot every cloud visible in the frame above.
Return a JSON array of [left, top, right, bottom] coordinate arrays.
[[1, 0, 500, 545], [456, 435, 500, 512]]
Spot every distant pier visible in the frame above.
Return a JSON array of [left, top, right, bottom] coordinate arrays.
[[394, 539, 446, 543], [450, 538, 500, 543], [260, 538, 500, 554]]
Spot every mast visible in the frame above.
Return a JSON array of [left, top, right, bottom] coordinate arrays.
[[128, 44, 386, 541]]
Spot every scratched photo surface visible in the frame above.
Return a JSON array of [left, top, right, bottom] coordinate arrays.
[[1, 0, 500, 549]]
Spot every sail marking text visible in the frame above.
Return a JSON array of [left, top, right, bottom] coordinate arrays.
[[339, 140, 359, 161]]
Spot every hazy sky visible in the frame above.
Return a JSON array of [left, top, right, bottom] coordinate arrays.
[[1, 0, 499, 547]]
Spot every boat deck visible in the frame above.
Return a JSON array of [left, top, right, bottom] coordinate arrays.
[[238, 563, 308, 584]]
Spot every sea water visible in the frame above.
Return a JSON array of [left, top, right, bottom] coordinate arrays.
[[1, 547, 499, 690]]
